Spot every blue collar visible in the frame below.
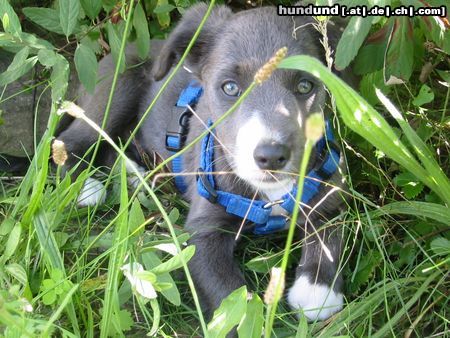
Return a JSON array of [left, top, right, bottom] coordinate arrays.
[[165, 81, 340, 235]]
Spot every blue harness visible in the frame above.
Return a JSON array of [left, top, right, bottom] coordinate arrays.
[[165, 81, 340, 235]]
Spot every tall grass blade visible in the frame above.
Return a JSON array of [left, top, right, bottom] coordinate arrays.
[[99, 158, 129, 338], [376, 89, 450, 202], [372, 271, 440, 338], [34, 211, 80, 335], [279, 56, 449, 205], [371, 201, 450, 225]]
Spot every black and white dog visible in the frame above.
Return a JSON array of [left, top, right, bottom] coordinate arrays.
[[57, 3, 349, 322]]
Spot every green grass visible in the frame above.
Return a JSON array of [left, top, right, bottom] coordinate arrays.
[[1, 4, 450, 338]]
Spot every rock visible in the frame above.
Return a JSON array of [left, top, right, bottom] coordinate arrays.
[[0, 51, 79, 157]]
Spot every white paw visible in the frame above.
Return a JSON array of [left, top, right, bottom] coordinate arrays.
[[288, 275, 343, 322], [125, 159, 147, 190], [77, 178, 106, 207]]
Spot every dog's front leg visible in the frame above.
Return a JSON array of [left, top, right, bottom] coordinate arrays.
[[185, 209, 245, 318], [288, 223, 344, 321]]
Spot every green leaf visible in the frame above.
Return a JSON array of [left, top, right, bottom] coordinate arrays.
[[133, 3, 150, 60], [135, 270, 157, 283], [393, 172, 424, 199], [354, 42, 386, 75], [22, 7, 64, 34], [142, 251, 181, 306], [74, 43, 98, 93], [335, 16, 373, 70], [0, 218, 15, 236], [80, 0, 102, 20], [5, 263, 28, 286], [117, 309, 133, 332], [42, 279, 56, 290], [106, 21, 126, 73], [384, 17, 414, 84], [43, 291, 57, 305], [8, 46, 30, 68], [430, 237, 450, 257], [207, 286, 248, 338], [412, 84, 435, 107], [128, 198, 145, 239], [348, 250, 382, 294], [151, 245, 195, 274], [51, 55, 69, 101], [0, 31, 54, 50], [246, 252, 281, 273], [155, 0, 171, 28], [153, 4, 176, 14], [0, 0, 22, 36], [0, 47, 38, 86], [1, 222, 21, 262], [159, 208, 180, 228], [50, 269, 64, 282], [295, 314, 309, 338], [359, 70, 391, 106], [0, 58, 37, 86], [436, 69, 450, 84], [2, 12, 9, 31], [59, 0, 80, 37], [237, 294, 263, 338], [38, 49, 58, 67], [402, 182, 424, 199], [80, 29, 102, 53]]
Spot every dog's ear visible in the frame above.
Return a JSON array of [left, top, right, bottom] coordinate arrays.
[[152, 4, 233, 80]]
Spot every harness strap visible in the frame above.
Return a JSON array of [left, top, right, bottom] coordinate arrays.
[[165, 81, 203, 193], [196, 120, 340, 235], [166, 81, 341, 235]]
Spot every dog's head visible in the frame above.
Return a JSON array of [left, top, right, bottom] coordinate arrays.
[[154, 4, 347, 197]]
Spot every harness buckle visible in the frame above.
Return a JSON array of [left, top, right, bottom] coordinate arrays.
[[196, 168, 218, 203], [263, 199, 285, 209], [313, 140, 340, 180], [165, 106, 192, 152]]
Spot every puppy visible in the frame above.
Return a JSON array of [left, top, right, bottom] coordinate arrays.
[[57, 3, 349, 322]]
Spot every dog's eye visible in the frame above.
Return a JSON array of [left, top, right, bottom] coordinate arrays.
[[222, 81, 241, 97], [297, 79, 314, 95]]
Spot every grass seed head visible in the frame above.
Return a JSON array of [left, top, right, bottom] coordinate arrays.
[[264, 267, 285, 305], [254, 47, 288, 85], [52, 139, 68, 166]]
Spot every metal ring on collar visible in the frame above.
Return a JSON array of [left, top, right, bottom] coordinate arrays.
[[263, 199, 285, 209]]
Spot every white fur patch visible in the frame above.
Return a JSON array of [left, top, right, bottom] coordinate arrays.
[[125, 159, 147, 190], [77, 177, 106, 207], [235, 115, 288, 188], [261, 179, 294, 202], [235, 115, 269, 183], [288, 275, 343, 322], [275, 102, 290, 116]]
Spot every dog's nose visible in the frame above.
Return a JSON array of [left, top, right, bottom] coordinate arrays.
[[253, 143, 291, 170]]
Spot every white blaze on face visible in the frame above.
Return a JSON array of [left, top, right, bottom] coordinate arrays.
[[275, 102, 290, 116], [235, 115, 270, 181], [234, 115, 292, 196]]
